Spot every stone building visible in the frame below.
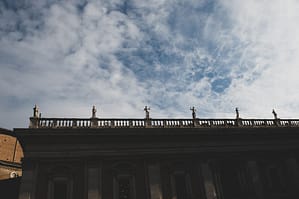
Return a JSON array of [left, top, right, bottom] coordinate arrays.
[[0, 128, 23, 179], [0, 127, 23, 199], [15, 106, 299, 199]]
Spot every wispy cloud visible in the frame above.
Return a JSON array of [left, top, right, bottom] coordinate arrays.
[[1, 0, 299, 129]]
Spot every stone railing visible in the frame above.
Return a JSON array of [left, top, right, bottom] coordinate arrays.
[[29, 117, 299, 128]]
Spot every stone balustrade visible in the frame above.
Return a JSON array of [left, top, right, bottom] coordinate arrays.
[[29, 117, 299, 128]]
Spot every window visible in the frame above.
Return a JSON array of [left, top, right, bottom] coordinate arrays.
[[112, 162, 136, 199], [48, 176, 72, 199], [217, 160, 255, 199], [114, 175, 135, 199], [53, 180, 68, 199], [265, 165, 286, 193], [119, 177, 132, 199], [171, 172, 192, 199]]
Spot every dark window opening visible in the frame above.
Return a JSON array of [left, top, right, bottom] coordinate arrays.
[[119, 177, 131, 199], [221, 167, 242, 198], [218, 162, 254, 199], [265, 166, 286, 193], [53, 181, 68, 199], [174, 174, 191, 199], [269, 167, 281, 190]]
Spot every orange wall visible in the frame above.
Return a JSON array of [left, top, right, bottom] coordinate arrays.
[[0, 134, 23, 163]]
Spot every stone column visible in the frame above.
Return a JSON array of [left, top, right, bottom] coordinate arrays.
[[147, 163, 162, 199], [247, 161, 263, 199], [18, 159, 37, 199], [201, 162, 217, 199], [87, 164, 101, 199], [211, 166, 223, 199]]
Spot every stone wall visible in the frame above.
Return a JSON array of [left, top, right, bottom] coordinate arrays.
[[0, 128, 23, 180]]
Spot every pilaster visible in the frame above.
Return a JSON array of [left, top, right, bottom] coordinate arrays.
[[247, 160, 263, 199], [87, 163, 101, 199], [200, 162, 217, 199], [147, 162, 162, 199], [18, 159, 37, 199]]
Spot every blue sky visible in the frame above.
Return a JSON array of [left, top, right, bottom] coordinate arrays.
[[1, 0, 299, 129]]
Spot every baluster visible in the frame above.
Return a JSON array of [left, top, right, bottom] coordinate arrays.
[[111, 120, 114, 128]]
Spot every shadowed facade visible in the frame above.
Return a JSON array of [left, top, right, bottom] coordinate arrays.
[[15, 106, 299, 199]]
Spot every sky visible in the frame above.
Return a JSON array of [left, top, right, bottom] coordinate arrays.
[[1, 0, 299, 129]]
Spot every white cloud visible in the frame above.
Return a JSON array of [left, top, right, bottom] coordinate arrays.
[[214, 0, 299, 118], [1, 0, 299, 129]]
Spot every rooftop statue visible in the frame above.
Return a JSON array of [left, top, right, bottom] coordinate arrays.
[[190, 107, 196, 119], [33, 105, 39, 118], [144, 106, 150, 119], [92, 105, 97, 118], [235, 107, 240, 119], [272, 109, 278, 120]]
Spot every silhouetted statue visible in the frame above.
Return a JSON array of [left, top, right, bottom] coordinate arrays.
[[92, 106, 97, 118], [33, 105, 39, 118], [235, 107, 239, 119], [272, 109, 278, 119], [190, 107, 196, 119], [144, 106, 150, 119]]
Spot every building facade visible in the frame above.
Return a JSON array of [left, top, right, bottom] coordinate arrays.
[[15, 107, 299, 199]]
